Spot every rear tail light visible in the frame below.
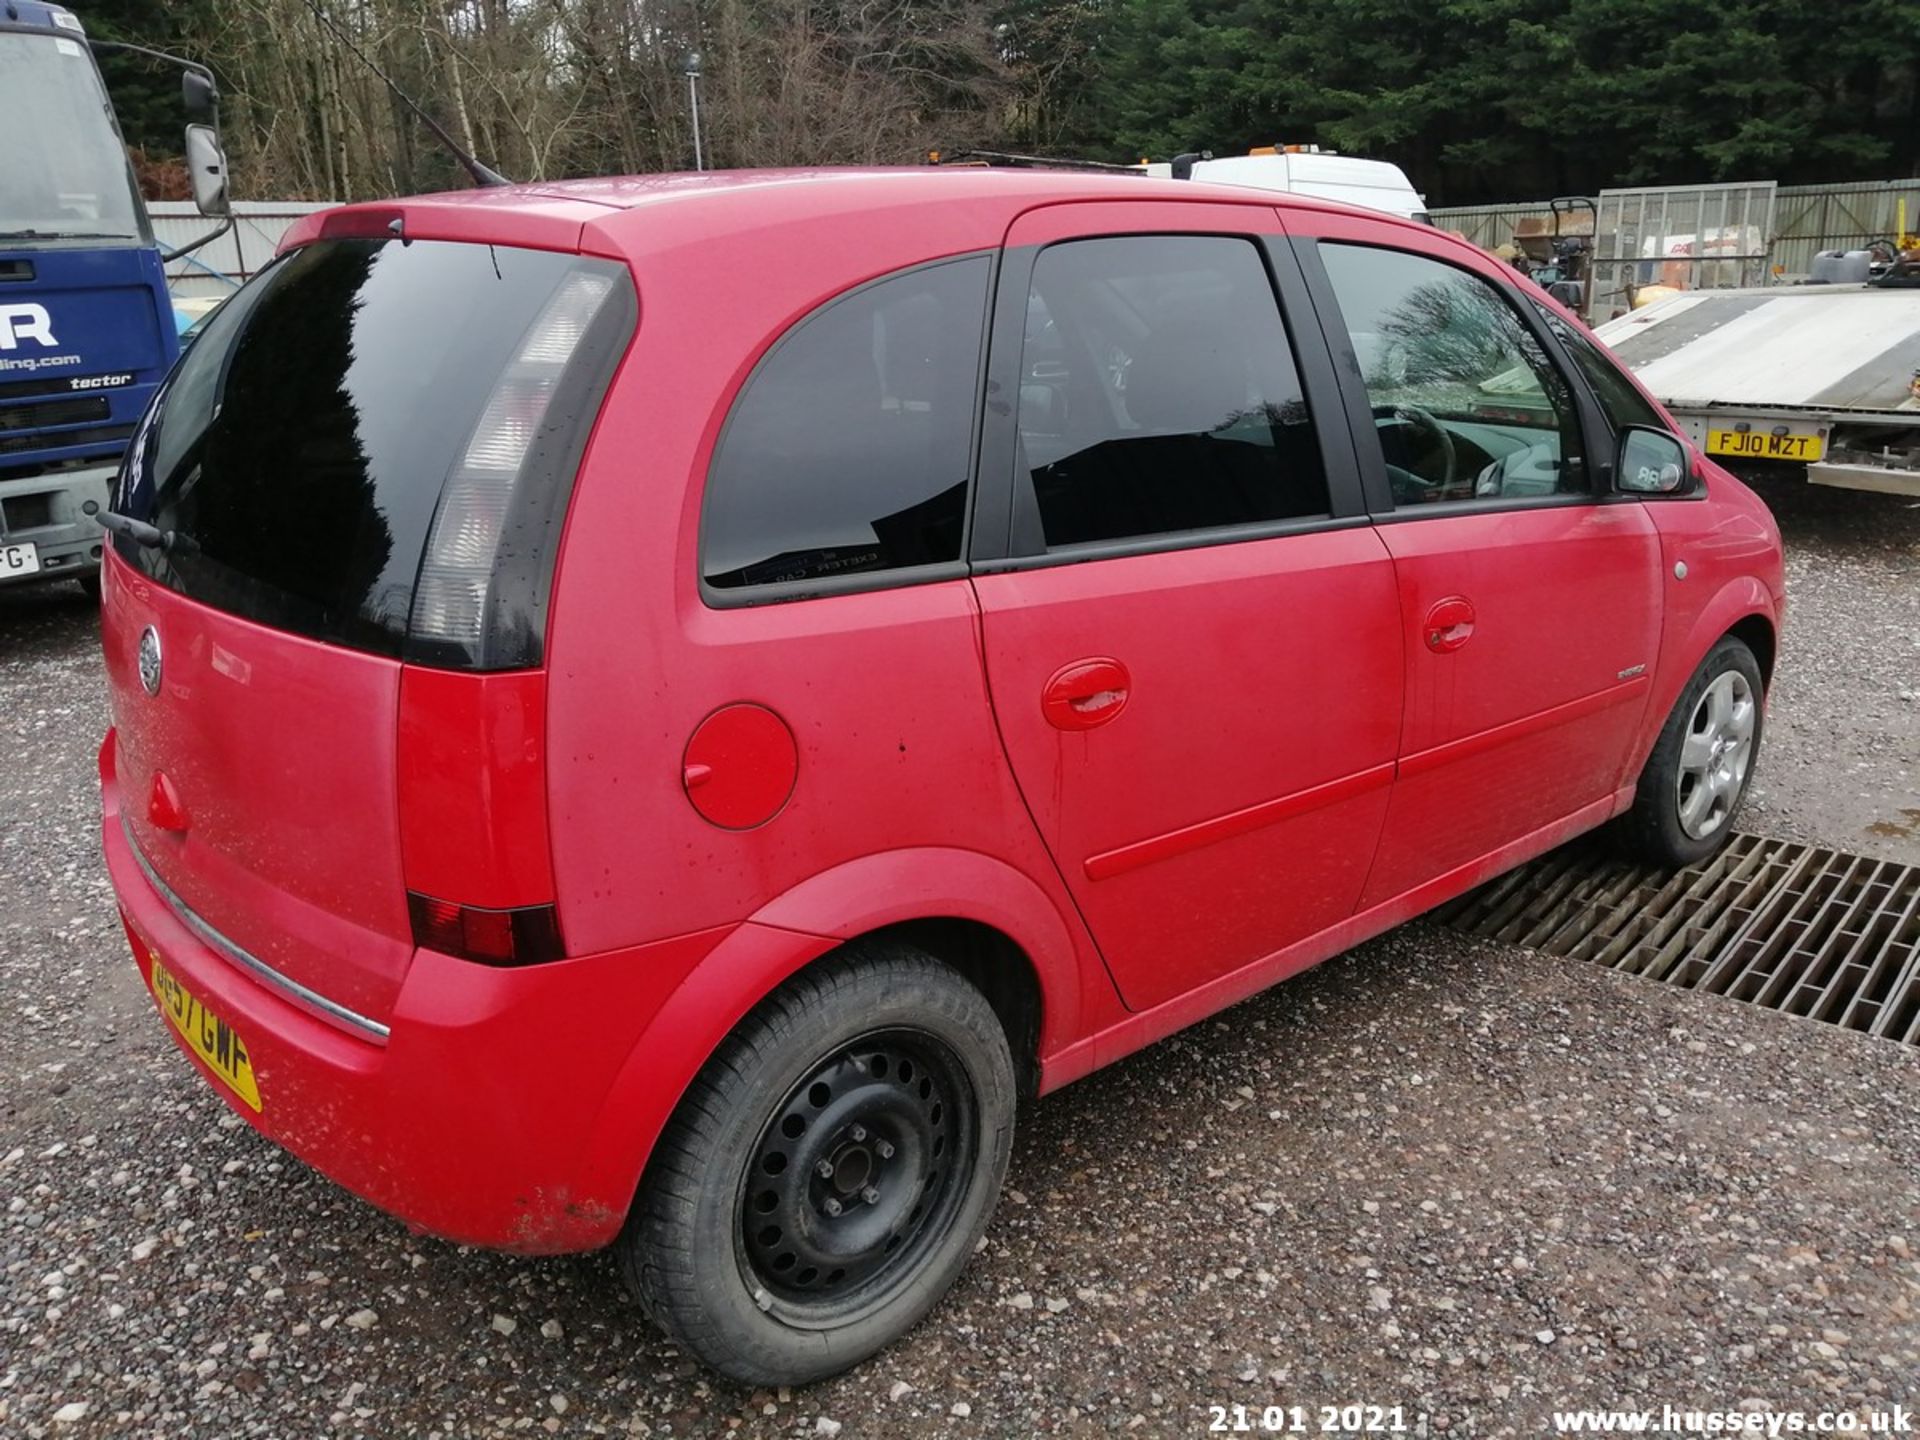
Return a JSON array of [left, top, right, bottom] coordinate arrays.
[[407, 264, 632, 671], [396, 666, 558, 954], [408, 892, 566, 966]]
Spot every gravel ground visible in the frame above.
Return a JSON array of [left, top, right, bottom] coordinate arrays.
[[1736, 474, 1920, 865], [3, 480, 1917, 1438]]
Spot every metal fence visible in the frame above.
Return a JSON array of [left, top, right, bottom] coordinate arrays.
[[1433, 177, 1920, 283], [1586, 181, 1777, 317], [1767, 180, 1920, 276], [147, 200, 335, 301], [1423, 199, 1558, 251]]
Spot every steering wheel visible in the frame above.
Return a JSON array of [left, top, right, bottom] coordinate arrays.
[[1373, 403, 1457, 494]]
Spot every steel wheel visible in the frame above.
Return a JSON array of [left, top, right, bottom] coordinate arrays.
[[1675, 669, 1756, 840], [737, 1028, 972, 1327]]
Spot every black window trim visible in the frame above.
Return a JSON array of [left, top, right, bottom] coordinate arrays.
[[967, 228, 1368, 576], [1527, 296, 1709, 504], [1291, 234, 1619, 521], [696, 249, 1000, 610], [1528, 295, 1665, 438]]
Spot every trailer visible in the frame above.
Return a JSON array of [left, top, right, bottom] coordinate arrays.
[[1593, 284, 1920, 497]]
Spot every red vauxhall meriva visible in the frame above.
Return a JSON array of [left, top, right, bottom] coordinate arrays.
[[99, 169, 1784, 1383]]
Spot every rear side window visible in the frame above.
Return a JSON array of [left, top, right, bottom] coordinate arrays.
[[1017, 235, 1328, 549], [1531, 300, 1668, 433], [702, 256, 991, 592], [118, 237, 633, 666]]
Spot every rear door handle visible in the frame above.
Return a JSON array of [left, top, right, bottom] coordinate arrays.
[[1042, 658, 1131, 731], [1423, 596, 1476, 653]]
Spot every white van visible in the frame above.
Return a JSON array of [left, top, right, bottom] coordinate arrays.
[[1142, 147, 1429, 223]]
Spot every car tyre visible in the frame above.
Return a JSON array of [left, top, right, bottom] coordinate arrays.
[[77, 573, 102, 603], [1619, 636, 1764, 868], [618, 941, 1017, 1386]]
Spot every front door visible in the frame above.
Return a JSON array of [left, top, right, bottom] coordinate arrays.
[[970, 202, 1406, 1013], [1290, 215, 1663, 907]]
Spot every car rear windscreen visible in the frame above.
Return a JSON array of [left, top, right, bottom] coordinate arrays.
[[115, 237, 631, 663]]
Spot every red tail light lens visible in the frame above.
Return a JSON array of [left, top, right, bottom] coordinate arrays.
[[407, 893, 566, 967]]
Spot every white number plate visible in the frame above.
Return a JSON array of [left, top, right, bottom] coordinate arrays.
[[1, 542, 41, 578]]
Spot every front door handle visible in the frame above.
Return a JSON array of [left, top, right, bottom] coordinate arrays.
[[1423, 596, 1476, 653], [1042, 657, 1131, 731]]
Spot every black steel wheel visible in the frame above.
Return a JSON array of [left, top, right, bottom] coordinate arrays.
[[740, 1029, 972, 1324], [620, 942, 1017, 1385]]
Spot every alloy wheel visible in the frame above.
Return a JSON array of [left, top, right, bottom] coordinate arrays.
[[1675, 669, 1756, 840]]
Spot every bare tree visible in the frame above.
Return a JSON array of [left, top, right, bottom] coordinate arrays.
[[191, 0, 1016, 201]]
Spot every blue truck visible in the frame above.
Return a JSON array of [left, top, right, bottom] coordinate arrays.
[[1, 1, 229, 598]]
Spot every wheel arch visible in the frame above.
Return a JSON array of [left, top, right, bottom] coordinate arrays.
[[1725, 610, 1777, 688], [572, 847, 1088, 1236], [1628, 577, 1779, 781]]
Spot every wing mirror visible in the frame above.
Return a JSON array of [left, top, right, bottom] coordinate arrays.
[[182, 68, 218, 124], [184, 123, 231, 218], [1615, 425, 1695, 496]]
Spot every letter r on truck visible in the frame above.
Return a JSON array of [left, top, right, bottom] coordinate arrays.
[[0, 303, 57, 349]]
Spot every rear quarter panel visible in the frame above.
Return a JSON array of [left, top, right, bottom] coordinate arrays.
[[540, 206, 1120, 1068]]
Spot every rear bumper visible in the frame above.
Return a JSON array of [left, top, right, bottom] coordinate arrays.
[[0, 463, 111, 586], [101, 753, 736, 1253]]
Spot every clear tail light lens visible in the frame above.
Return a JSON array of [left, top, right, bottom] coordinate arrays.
[[407, 266, 630, 670]]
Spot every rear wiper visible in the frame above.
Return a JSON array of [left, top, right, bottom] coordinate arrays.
[[99, 510, 196, 555]]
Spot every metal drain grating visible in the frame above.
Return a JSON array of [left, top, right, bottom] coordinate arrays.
[[1437, 834, 1920, 1045]]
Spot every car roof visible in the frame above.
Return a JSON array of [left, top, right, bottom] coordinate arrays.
[[284, 167, 1450, 263]]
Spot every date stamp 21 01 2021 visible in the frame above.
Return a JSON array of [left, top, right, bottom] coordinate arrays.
[[1207, 1404, 1418, 1434]]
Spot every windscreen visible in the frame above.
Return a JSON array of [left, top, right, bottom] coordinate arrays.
[[116, 237, 633, 664], [0, 33, 146, 243]]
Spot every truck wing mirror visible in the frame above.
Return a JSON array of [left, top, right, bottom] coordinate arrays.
[[182, 68, 218, 124], [184, 124, 231, 218]]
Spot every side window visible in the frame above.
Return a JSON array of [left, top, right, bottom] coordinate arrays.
[[702, 256, 990, 591], [1318, 243, 1587, 507], [1531, 299, 1669, 434], [1016, 235, 1329, 550]]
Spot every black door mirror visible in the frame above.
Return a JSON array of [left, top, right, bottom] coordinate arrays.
[[1616, 425, 1693, 495], [182, 68, 218, 124]]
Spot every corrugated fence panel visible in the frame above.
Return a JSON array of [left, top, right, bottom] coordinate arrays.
[[146, 200, 336, 301], [1428, 201, 1556, 250], [1767, 180, 1920, 277], [1432, 179, 1920, 277]]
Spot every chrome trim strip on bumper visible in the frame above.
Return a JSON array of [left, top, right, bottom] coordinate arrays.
[[123, 822, 392, 1044]]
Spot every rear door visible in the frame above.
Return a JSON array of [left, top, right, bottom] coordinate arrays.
[[103, 236, 626, 1033], [969, 201, 1404, 1013], [1286, 212, 1662, 907]]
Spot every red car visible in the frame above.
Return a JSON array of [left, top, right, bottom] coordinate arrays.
[[98, 170, 1783, 1384]]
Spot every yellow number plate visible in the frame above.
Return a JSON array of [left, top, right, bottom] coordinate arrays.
[[1706, 428, 1824, 462], [149, 954, 261, 1112]]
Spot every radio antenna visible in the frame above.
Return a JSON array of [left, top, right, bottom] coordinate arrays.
[[297, 0, 511, 188]]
